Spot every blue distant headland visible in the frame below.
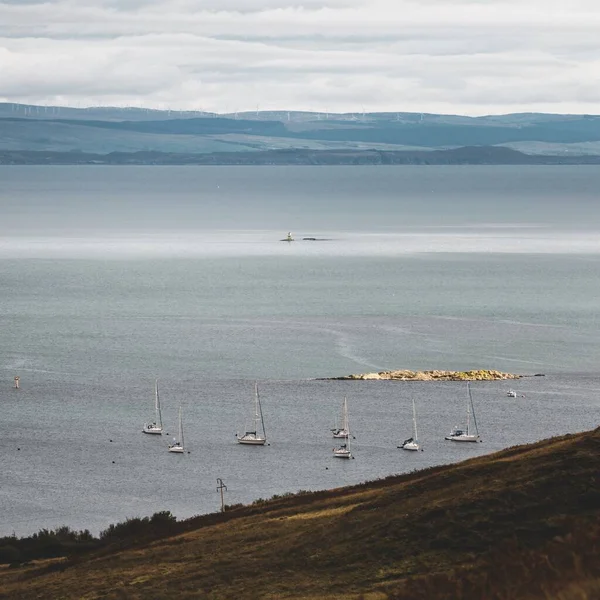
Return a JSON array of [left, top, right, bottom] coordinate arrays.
[[1, 103, 600, 165]]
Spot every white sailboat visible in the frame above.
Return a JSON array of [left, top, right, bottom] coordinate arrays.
[[331, 396, 350, 439], [399, 399, 421, 451], [333, 400, 353, 459], [142, 379, 163, 435], [236, 382, 267, 445], [168, 405, 185, 453], [445, 382, 482, 443]]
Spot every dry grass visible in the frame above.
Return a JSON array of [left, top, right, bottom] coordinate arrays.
[[283, 504, 360, 521], [1, 428, 599, 600]]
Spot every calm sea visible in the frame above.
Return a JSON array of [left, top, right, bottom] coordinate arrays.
[[1, 165, 599, 536]]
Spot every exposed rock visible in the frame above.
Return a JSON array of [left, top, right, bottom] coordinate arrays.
[[330, 369, 522, 381]]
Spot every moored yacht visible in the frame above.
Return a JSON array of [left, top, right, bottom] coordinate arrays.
[[445, 383, 482, 443], [142, 379, 163, 435], [399, 399, 422, 451], [333, 399, 354, 459], [331, 396, 350, 439], [237, 382, 267, 446], [168, 405, 185, 453]]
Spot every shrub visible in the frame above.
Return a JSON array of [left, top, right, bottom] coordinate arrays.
[[0, 545, 22, 565], [150, 511, 177, 527]]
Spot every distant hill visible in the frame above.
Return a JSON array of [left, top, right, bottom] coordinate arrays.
[[1, 103, 600, 162], [3, 146, 600, 166], [1, 427, 599, 599]]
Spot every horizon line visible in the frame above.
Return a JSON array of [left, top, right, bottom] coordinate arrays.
[[1, 102, 598, 120]]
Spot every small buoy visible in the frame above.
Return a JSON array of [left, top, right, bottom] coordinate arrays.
[[17, 447, 20, 451], [112, 461, 115, 464], [109, 439, 113, 443], [187, 451, 191, 454], [325, 467, 328, 470]]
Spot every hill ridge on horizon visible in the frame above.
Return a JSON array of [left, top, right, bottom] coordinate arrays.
[[2, 101, 599, 120], [2, 102, 600, 161]]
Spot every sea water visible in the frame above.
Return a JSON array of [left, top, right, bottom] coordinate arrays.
[[1, 165, 599, 536]]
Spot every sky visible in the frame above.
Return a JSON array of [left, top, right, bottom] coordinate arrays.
[[0, 0, 599, 116]]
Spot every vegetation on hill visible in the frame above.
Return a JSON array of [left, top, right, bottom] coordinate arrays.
[[0, 427, 598, 599]]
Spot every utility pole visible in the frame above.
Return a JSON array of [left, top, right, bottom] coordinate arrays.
[[216, 478, 227, 513]]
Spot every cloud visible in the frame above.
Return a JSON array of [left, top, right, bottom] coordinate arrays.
[[0, 0, 599, 115]]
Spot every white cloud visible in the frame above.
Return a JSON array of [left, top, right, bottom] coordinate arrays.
[[0, 0, 599, 114]]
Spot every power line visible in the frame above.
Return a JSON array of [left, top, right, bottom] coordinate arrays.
[[216, 478, 228, 513]]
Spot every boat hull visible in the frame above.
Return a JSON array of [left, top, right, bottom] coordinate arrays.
[[332, 430, 349, 439], [237, 437, 266, 445], [401, 442, 420, 451], [333, 451, 352, 459], [143, 427, 162, 435], [449, 435, 480, 443], [168, 445, 184, 453]]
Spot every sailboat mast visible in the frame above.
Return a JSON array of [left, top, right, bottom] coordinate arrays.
[[253, 382, 260, 432], [155, 379, 162, 428], [468, 383, 479, 435], [178, 405, 184, 447], [343, 397, 348, 431], [256, 382, 267, 439], [412, 399, 418, 441], [466, 383, 471, 435], [346, 414, 351, 453]]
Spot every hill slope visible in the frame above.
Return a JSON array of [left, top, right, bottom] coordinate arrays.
[[1, 428, 599, 599], [2, 105, 600, 160]]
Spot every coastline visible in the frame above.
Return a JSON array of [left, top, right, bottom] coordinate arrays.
[[3, 147, 600, 166]]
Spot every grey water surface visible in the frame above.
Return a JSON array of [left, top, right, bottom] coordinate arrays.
[[1, 165, 599, 536]]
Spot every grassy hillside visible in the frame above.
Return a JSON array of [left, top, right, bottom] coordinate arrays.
[[1, 427, 599, 599]]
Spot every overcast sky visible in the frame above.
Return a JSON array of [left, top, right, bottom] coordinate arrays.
[[1, 0, 599, 115]]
